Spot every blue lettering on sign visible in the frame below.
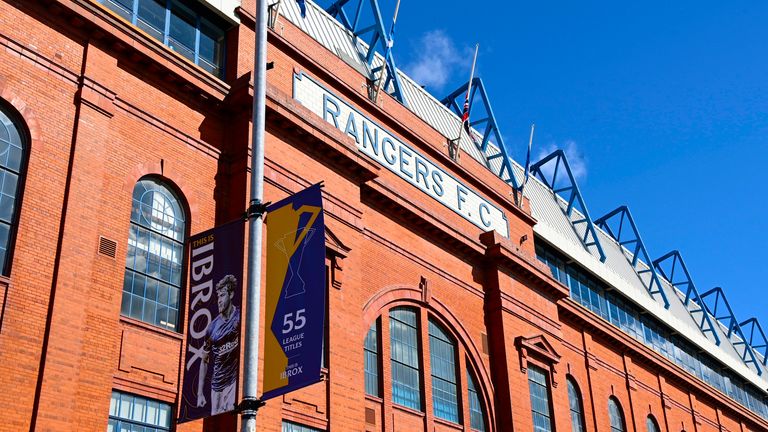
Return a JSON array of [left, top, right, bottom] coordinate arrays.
[[431, 171, 444, 197], [479, 203, 492, 228], [345, 111, 359, 143], [382, 137, 396, 165], [399, 146, 414, 179], [323, 94, 340, 129], [457, 185, 468, 211], [415, 156, 430, 190], [362, 121, 379, 156], [296, 74, 510, 238]]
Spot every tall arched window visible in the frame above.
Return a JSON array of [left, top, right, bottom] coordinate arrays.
[[122, 178, 186, 331], [389, 307, 421, 410], [567, 376, 586, 432], [646, 414, 660, 432], [366, 302, 490, 429], [0, 102, 27, 275], [467, 370, 486, 432], [608, 397, 627, 432], [428, 319, 459, 423]]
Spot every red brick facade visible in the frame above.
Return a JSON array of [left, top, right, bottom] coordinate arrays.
[[0, 1, 766, 431]]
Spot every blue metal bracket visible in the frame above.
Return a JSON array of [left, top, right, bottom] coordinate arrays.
[[653, 251, 720, 346], [325, 0, 408, 106], [595, 206, 670, 308], [530, 150, 606, 262], [700, 287, 762, 375], [740, 318, 768, 366], [440, 77, 520, 190]]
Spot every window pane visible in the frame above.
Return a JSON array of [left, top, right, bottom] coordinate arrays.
[[282, 421, 323, 432], [121, 179, 185, 330], [137, 0, 165, 41], [199, 19, 224, 75], [102, 0, 134, 21], [0, 104, 25, 275], [364, 321, 380, 397], [0, 223, 8, 268], [528, 365, 553, 432], [609, 398, 626, 432], [429, 319, 458, 423], [646, 415, 660, 432], [168, 2, 196, 61], [109, 390, 172, 431], [467, 370, 486, 431], [130, 397, 145, 422], [567, 378, 586, 432], [100, 0, 227, 77], [118, 394, 132, 419], [390, 308, 421, 411]]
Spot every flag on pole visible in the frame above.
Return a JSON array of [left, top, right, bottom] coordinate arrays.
[[458, 44, 480, 146], [296, 0, 307, 18]]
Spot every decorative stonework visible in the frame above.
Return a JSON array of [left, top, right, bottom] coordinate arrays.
[[515, 334, 561, 387], [325, 227, 349, 290]]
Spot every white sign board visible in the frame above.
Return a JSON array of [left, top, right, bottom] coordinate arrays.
[[293, 73, 509, 238]]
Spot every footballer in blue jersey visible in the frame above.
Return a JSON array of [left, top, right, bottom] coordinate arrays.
[[197, 274, 240, 415]]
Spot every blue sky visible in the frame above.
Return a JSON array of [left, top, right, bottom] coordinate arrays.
[[321, 0, 768, 324]]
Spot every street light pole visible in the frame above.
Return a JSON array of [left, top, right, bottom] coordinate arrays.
[[241, 0, 268, 431]]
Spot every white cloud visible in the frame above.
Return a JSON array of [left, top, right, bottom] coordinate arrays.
[[403, 30, 471, 91], [535, 140, 588, 183]]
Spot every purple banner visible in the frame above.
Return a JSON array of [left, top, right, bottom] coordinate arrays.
[[262, 183, 326, 401], [179, 220, 244, 423]]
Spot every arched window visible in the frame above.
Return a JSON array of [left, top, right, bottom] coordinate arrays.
[[567, 376, 586, 432], [608, 397, 627, 432], [467, 370, 486, 431], [122, 178, 186, 331], [366, 302, 490, 429], [0, 102, 27, 275], [389, 307, 421, 410], [428, 319, 459, 422], [646, 414, 660, 432]]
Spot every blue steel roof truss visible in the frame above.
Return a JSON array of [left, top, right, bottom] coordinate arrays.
[[700, 287, 763, 375], [440, 78, 520, 190], [653, 251, 721, 346], [740, 318, 768, 366], [594, 206, 670, 308], [530, 150, 606, 262], [325, 0, 408, 106]]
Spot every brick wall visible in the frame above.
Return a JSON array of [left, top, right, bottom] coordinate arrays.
[[0, 1, 765, 432]]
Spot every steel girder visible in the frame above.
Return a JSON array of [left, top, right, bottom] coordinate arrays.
[[440, 77, 520, 190], [595, 206, 670, 308], [530, 150, 606, 262], [653, 251, 720, 346], [700, 287, 762, 375], [740, 318, 768, 366], [325, 0, 408, 106]]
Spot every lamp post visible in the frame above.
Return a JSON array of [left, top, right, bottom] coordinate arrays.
[[240, 0, 268, 431]]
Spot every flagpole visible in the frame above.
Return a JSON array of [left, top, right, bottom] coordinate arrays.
[[519, 123, 535, 200], [456, 43, 479, 142], [241, 0, 268, 430], [390, 0, 401, 38]]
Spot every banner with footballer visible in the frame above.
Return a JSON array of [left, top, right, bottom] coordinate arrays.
[[262, 183, 327, 401], [179, 220, 244, 423]]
